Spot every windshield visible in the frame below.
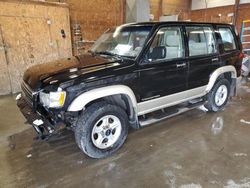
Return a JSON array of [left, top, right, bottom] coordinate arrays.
[[91, 25, 153, 58]]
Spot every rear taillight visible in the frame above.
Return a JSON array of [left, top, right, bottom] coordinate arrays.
[[239, 51, 244, 59]]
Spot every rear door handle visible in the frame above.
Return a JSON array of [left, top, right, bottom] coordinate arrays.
[[176, 62, 186, 68]]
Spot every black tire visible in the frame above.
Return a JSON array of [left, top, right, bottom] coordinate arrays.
[[205, 78, 230, 112], [75, 102, 129, 158]]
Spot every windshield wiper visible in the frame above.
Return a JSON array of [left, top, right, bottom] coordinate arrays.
[[88, 50, 113, 56], [96, 51, 118, 56], [88, 50, 133, 60], [92, 51, 123, 59]]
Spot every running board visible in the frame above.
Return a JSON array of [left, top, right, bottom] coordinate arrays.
[[139, 100, 205, 127]]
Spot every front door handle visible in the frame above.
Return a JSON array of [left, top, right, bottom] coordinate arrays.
[[212, 58, 219, 62], [176, 62, 186, 68]]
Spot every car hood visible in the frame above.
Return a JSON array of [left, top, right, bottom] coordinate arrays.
[[23, 54, 122, 90]]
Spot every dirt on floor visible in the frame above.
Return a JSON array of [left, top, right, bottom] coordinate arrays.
[[1, 81, 250, 188]]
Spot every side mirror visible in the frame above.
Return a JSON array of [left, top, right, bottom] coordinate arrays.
[[148, 46, 166, 60]]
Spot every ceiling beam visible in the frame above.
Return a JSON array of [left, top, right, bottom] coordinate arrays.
[[233, 0, 240, 26]]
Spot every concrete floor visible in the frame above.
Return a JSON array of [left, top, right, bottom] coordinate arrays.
[[1, 82, 250, 188]]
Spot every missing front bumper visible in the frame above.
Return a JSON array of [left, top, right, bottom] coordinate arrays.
[[17, 96, 55, 139]]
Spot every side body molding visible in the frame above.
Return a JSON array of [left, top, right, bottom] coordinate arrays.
[[67, 66, 237, 114], [205, 65, 237, 93], [67, 85, 138, 112]]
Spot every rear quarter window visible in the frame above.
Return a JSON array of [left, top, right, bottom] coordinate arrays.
[[218, 27, 237, 51]]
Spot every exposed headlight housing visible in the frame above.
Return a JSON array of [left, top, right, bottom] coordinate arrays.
[[39, 90, 66, 108]]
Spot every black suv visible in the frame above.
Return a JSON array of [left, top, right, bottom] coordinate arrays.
[[17, 22, 243, 158]]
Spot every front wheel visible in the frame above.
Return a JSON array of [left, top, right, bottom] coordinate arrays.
[[205, 79, 230, 112], [75, 102, 129, 158]]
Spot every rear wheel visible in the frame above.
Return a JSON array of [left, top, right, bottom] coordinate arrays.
[[75, 102, 129, 158], [205, 79, 230, 112]]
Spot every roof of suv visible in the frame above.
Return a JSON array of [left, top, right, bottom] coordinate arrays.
[[125, 21, 233, 27]]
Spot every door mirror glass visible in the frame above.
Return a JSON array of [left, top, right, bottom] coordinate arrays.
[[148, 46, 166, 60]]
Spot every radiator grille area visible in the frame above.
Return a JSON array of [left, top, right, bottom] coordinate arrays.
[[21, 82, 34, 107]]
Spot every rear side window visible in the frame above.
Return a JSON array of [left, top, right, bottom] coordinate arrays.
[[218, 27, 237, 51], [186, 26, 217, 56]]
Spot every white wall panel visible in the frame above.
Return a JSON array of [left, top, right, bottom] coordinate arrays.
[[240, 0, 250, 4], [126, 0, 150, 23], [192, 0, 235, 10]]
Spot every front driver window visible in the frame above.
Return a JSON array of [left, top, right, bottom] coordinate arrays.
[[147, 27, 184, 62]]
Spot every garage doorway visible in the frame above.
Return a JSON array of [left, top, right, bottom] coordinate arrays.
[[0, 17, 53, 94], [0, 2, 72, 95], [0, 25, 11, 95]]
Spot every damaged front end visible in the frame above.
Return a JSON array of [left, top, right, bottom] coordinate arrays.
[[16, 82, 68, 140]]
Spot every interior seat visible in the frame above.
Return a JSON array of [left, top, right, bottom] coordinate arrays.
[[165, 35, 182, 59], [189, 40, 207, 56]]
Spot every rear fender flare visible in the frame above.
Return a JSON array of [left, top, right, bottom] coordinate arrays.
[[205, 65, 237, 93]]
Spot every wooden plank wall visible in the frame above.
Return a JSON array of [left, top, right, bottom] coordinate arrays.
[[190, 5, 235, 23], [45, 0, 125, 54], [190, 3, 250, 32], [48, 0, 190, 39], [65, 0, 124, 54], [66, 0, 124, 41], [149, 0, 250, 34], [46, 0, 124, 40]]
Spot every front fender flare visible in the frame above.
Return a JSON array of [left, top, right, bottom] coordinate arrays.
[[67, 85, 138, 112]]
